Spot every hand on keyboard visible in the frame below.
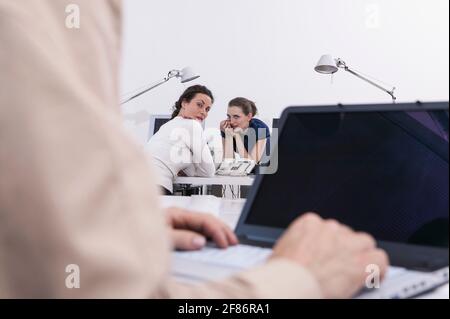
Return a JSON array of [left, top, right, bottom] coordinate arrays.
[[271, 213, 389, 299], [165, 207, 239, 251]]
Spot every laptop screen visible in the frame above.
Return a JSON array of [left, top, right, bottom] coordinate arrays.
[[244, 108, 449, 248]]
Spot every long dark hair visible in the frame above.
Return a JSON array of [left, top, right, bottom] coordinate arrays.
[[171, 85, 214, 119], [228, 97, 258, 116]]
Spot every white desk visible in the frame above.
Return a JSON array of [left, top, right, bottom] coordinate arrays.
[[174, 175, 254, 186], [173, 175, 255, 197], [160, 195, 244, 229], [163, 195, 449, 299]]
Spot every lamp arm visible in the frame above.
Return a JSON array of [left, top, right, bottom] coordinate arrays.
[[345, 67, 396, 102], [335, 59, 396, 103], [120, 70, 181, 105]]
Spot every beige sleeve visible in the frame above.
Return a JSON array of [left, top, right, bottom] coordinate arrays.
[[0, 0, 321, 299], [158, 260, 322, 299]]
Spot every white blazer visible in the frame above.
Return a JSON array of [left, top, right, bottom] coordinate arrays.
[[145, 116, 216, 192]]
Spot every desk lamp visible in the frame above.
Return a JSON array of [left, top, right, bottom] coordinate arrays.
[[121, 67, 200, 105], [315, 54, 397, 103]]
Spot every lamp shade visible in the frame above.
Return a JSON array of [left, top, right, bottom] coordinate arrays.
[[179, 67, 200, 83], [314, 54, 338, 74]]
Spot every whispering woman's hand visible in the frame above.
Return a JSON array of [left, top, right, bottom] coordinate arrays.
[[220, 120, 230, 132], [233, 127, 244, 135], [224, 127, 235, 137]]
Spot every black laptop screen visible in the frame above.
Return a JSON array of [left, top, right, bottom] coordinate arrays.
[[245, 110, 449, 248]]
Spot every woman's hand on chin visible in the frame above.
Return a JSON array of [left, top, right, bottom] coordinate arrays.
[[224, 127, 235, 137], [233, 127, 244, 135], [220, 119, 230, 132]]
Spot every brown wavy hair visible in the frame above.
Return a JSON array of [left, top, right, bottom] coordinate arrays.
[[171, 85, 214, 119]]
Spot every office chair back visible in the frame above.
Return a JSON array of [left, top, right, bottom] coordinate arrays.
[[272, 118, 280, 130]]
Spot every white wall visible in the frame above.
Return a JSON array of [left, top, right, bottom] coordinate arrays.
[[120, 0, 449, 144]]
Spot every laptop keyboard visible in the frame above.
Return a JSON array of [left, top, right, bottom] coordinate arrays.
[[173, 246, 449, 298], [385, 266, 408, 279], [173, 244, 272, 269]]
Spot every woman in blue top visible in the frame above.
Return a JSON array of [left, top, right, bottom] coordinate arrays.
[[220, 97, 270, 163]]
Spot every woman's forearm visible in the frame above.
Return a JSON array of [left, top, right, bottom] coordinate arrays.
[[235, 134, 251, 160], [223, 135, 235, 159]]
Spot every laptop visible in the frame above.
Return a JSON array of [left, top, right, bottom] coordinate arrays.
[[173, 102, 449, 298]]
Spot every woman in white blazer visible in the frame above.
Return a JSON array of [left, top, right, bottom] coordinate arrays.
[[145, 85, 216, 194]]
